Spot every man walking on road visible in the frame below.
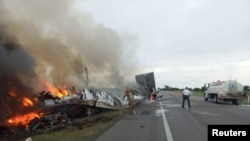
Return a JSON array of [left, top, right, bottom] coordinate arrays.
[[182, 87, 192, 108]]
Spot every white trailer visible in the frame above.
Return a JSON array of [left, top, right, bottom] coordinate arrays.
[[204, 80, 246, 105]]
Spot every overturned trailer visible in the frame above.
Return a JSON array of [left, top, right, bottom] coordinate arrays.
[[135, 72, 156, 96], [36, 87, 145, 116]]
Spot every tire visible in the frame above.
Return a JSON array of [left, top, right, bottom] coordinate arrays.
[[204, 93, 208, 101], [232, 99, 238, 105], [204, 95, 208, 101], [214, 95, 218, 103]]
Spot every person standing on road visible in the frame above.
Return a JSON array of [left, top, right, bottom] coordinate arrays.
[[182, 87, 192, 108], [125, 88, 135, 114]]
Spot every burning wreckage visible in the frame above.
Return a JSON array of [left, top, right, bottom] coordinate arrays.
[[0, 85, 145, 140], [0, 20, 149, 140]]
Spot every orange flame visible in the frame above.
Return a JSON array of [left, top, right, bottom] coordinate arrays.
[[8, 112, 40, 126], [44, 82, 68, 98], [22, 97, 34, 107]]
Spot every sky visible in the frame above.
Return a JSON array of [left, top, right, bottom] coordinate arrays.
[[1, 0, 249, 90], [74, 0, 250, 89]]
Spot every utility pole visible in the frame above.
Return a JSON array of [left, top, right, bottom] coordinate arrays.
[[85, 67, 89, 89]]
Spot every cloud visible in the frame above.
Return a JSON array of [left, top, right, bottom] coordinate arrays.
[[58, 0, 250, 88], [0, 0, 141, 89]]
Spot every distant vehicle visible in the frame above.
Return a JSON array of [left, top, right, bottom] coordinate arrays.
[[204, 80, 246, 105]]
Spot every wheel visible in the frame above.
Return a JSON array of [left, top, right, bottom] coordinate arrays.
[[204, 97, 208, 101], [213, 95, 218, 103], [232, 99, 238, 105], [204, 94, 208, 101]]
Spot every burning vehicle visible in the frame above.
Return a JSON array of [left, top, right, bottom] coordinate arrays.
[[0, 81, 145, 140]]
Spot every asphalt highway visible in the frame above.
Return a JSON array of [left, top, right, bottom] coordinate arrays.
[[94, 91, 250, 141]]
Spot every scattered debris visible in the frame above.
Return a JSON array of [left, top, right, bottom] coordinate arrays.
[[0, 87, 145, 141]]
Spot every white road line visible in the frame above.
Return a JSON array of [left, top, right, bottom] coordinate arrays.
[[160, 101, 174, 141], [191, 110, 220, 116]]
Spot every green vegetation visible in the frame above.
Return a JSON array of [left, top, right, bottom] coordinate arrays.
[[191, 91, 204, 97], [243, 91, 250, 105], [162, 85, 206, 92]]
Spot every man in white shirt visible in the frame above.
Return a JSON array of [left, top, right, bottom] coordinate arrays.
[[182, 87, 192, 108]]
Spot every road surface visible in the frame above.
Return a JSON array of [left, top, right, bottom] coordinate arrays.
[[94, 91, 250, 141]]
